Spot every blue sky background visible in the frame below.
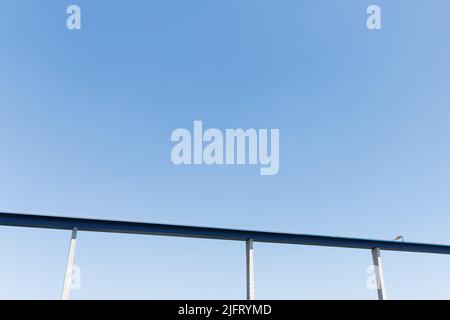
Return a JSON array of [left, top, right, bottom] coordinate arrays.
[[1, 0, 450, 299]]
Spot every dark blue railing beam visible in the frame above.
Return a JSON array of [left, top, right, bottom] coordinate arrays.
[[1, 212, 450, 255]]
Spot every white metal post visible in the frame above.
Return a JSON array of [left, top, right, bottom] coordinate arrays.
[[246, 239, 255, 300], [61, 228, 78, 300], [371, 247, 387, 300]]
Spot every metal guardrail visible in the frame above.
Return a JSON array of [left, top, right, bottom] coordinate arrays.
[[2, 212, 450, 300]]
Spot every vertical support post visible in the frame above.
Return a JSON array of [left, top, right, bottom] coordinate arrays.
[[246, 239, 255, 300], [371, 247, 387, 300], [61, 228, 78, 300]]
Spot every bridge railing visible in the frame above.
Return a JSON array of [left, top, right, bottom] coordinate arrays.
[[2, 212, 450, 300]]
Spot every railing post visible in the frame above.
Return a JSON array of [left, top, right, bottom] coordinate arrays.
[[61, 228, 78, 300], [246, 239, 255, 300], [371, 247, 387, 300]]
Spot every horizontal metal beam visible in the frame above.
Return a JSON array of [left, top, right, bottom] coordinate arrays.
[[1, 212, 450, 255]]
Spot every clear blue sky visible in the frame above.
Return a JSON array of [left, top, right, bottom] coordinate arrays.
[[1, 0, 450, 299]]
